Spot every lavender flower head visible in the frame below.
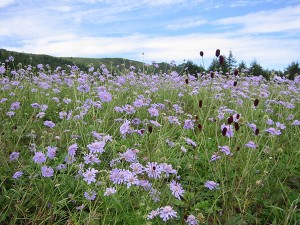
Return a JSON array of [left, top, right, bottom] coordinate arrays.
[[44, 120, 55, 128], [204, 180, 219, 190], [41, 166, 54, 177]]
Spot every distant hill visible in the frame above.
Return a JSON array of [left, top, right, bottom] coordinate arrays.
[[0, 49, 181, 74]]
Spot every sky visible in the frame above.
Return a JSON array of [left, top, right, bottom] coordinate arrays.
[[1, 0, 300, 71]]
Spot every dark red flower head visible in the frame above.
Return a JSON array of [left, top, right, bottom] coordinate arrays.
[[198, 100, 203, 108], [234, 122, 239, 131], [200, 51, 204, 57], [198, 124, 202, 131], [234, 69, 239, 76], [255, 128, 259, 135], [233, 81, 237, 86], [148, 126, 153, 133], [222, 127, 227, 136], [215, 49, 220, 57], [219, 55, 224, 65], [210, 71, 214, 78], [185, 78, 189, 84], [227, 116, 233, 124], [254, 99, 259, 107]]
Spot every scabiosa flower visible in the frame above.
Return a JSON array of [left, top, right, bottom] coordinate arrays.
[[56, 164, 66, 171], [204, 180, 219, 190], [65, 155, 76, 164], [160, 163, 177, 177], [41, 166, 54, 177], [122, 104, 136, 114], [12, 171, 23, 179], [46, 146, 57, 159], [218, 146, 231, 155], [130, 162, 144, 174], [291, 120, 300, 125], [87, 141, 105, 154], [169, 180, 185, 199], [44, 120, 55, 128], [148, 107, 159, 117], [119, 148, 139, 162], [33, 152, 47, 164], [159, 206, 178, 222], [221, 123, 234, 137], [183, 119, 194, 130], [145, 162, 162, 179], [10, 101, 20, 110], [265, 127, 281, 136], [98, 91, 112, 102], [209, 154, 221, 162], [104, 187, 117, 196], [9, 152, 20, 161], [186, 214, 199, 225], [147, 209, 160, 220], [245, 141, 257, 149], [84, 190, 97, 201], [184, 137, 197, 147], [275, 122, 286, 130], [6, 111, 15, 117], [68, 143, 78, 156], [83, 168, 98, 184], [168, 116, 180, 124], [120, 120, 131, 135], [83, 152, 101, 165]]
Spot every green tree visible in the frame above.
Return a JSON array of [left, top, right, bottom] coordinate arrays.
[[249, 60, 270, 80], [227, 50, 237, 71], [184, 60, 204, 76], [284, 61, 300, 80]]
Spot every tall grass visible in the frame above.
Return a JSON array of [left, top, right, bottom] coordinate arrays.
[[0, 58, 299, 224]]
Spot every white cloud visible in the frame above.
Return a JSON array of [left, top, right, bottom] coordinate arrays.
[[166, 19, 207, 30], [216, 4, 300, 33], [0, 0, 14, 8]]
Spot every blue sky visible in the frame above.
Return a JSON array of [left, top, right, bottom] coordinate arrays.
[[1, 0, 300, 70]]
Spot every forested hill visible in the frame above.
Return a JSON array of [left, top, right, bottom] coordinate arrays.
[[0, 49, 160, 73]]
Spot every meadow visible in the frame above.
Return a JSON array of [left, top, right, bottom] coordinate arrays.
[[0, 56, 299, 225]]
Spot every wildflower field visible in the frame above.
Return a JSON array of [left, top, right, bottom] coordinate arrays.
[[0, 56, 299, 225]]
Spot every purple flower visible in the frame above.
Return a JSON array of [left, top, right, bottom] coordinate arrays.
[[98, 91, 112, 102], [183, 119, 194, 129], [44, 120, 55, 128], [186, 214, 199, 225], [244, 141, 257, 149], [169, 180, 185, 199], [12, 171, 23, 179], [275, 122, 286, 130], [56, 164, 66, 171], [159, 206, 177, 221], [204, 180, 219, 190], [6, 111, 15, 117], [160, 163, 177, 177], [10, 101, 20, 110], [41, 166, 54, 177], [145, 162, 162, 179], [9, 152, 20, 161], [65, 155, 76, 164], [130, 163, 144, 174], [46, 146, 57, 159], [292, 120, 300, 125], [218, 146, 231, 155], [87, 141, 105, 154], [83, 168, 98, 184], [84, 190, 97, 201], [148, 107, 159, 117], [104, 187, 117, 196], [33, 152, 47, 164], [122, 104, 136, 114], [83, 153, 101, 165], [209, 154, 221, 162], [147, 209, 160, 220], [221, 123, 234, 137], [120, 120, 131, 135], [265, 127, 281, 136], [184, 137, 197, 147], [119, 148, 139, 162], [68, 143, 78, 156]]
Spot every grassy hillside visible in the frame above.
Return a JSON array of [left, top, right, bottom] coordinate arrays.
[[0, 49, 180, 74]]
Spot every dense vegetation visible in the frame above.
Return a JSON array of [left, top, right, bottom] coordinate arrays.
[[0, 51, 299, 224]]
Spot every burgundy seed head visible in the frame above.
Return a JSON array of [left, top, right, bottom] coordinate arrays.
[[236, 114, 240, 119], [233, 81, 237, 86], [219, 55, 224, 65], [148, 126, 153, 133], [198, 100, 203, 108], [254, 99, 259, 107], [234, 69, 239, 76], [222, 127, 227, 136], [228, 116, 233, 124], [210, 71, 214, 78], [185, 78, 189, 84], [215, 49, 220, 57], [255, 128, 259, 135], [234, 122, 239, 131], [198, 124, 202, 131], [195, 115, 199, 121], [200, 51, 204, 57]]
